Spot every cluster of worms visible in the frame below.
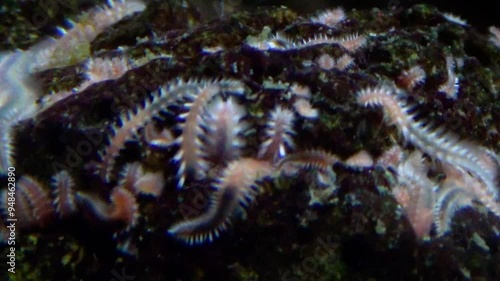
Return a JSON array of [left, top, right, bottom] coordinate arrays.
[[0, 1, 499, 255]]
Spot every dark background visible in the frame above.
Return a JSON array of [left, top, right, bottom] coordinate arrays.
[[193, 0, 499, 30], [1, 0, 498, 51]]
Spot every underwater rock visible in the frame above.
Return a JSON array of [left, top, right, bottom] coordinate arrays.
[[0, 1, 499, 280]]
